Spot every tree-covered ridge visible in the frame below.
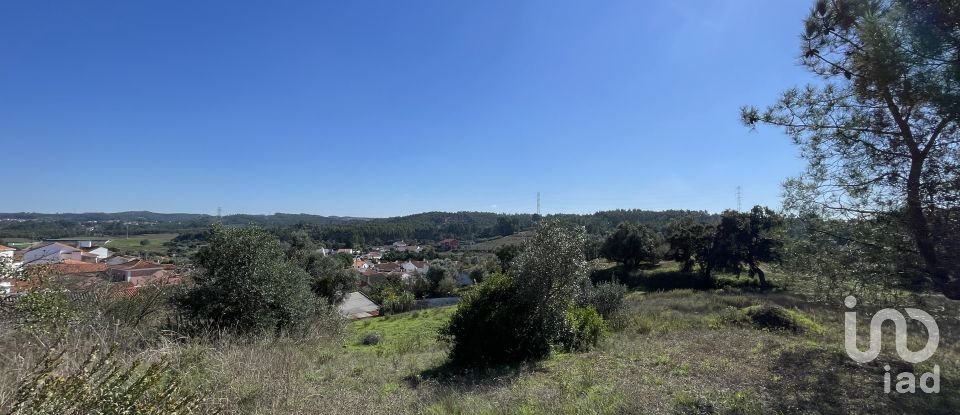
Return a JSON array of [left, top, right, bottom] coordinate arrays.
[[1, 209, 720, 245]]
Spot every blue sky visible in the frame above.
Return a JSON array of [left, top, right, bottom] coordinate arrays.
[[1, 0, 814, 217]]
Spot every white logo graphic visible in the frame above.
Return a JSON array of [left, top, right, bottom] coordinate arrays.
[[843, 296, 941, 394]]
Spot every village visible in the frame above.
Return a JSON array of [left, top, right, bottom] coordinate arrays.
[[0, 237, 473, 319]]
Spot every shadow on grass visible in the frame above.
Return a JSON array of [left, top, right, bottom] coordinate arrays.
[[592, 264, 777, 293], [767, 346, 958, 414], [406, 359, 540, 389]]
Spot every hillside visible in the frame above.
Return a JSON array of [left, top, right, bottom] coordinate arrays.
[[135, 272, 959, 414], [0, 209, 719, 244]]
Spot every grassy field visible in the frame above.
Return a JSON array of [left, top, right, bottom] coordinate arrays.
[[151, 269, 958, 414], [4, 264, 957, 414], [104, 233, 178, 255]]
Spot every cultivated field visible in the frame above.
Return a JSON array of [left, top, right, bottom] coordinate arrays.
[[104, 233, 178, 255], [462, 232, 534, 252]]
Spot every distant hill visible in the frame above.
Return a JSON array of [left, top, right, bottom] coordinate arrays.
[[0, 209, 720, 244], [0, 211, 368, 240], [0, 211, 366, 224]]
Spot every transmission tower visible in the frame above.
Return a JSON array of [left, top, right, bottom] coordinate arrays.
[[537, 192, 541, 216], [736, 186, 742, 212]]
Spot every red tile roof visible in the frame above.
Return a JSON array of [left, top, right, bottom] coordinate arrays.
[[49, 260, 108, 275], [0, 245, 14, 251], [375, 262, 402, 272]]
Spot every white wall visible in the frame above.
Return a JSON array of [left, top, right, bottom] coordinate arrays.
[[23, 244, 80, 265]]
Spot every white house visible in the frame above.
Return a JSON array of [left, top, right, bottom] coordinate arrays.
[[80, 247, 110, 263], [0, 245, 14, 261], [22, 242, 82, 265], [0, 245, 18, 280], [401, 260, 430, 275]]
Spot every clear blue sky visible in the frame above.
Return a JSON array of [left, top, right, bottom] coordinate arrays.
[[1, 0, 814, 217]]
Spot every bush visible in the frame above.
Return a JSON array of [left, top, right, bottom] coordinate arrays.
[[174, 225, 315, 336], [440, 274, 547, 366], [360, 332, 382, 346], [382, 290, 415, 314], [441, 221, 591, 367], [14, 289, 76, 335], [585, 281, 627, 318], [6, 346, 203, 414], [434, 276, 458, 297], [560, 306, 606, 352], [741, 304, 823, 334]]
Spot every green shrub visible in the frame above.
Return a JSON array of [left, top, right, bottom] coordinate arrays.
[[741, 304, 822, 334], [585, 281, 627, 318], [14, 289, 76, 335], [360, 332, 382, 346], [382, 290, 415, 314], [440, 274, 548, 366], [560, 306, 606, 352], [441, 221, 591, 367], [6, 346, 203, 414]]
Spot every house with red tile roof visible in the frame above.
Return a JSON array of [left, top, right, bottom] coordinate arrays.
[[107, 259, 177, 286], [49, 259, 108, 275], [374, 262, 403, 273]]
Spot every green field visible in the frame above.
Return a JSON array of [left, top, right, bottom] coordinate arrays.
[[0, 238, 36, 249], [104, 233, 178, 255]]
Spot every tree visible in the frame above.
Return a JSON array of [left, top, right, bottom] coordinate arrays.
[[303, 254, 357, 304], [139, 239, 150, 246], [175, 225, 315, 335], [426, 259, 456, 296], [333, 252, 353, 269], [666, 218, 715, 273], [495, 244, 523, 272], [706, 207, 783, 286], [495, 216, 520, 236], [600, 223, 663, 268], [281, 230, 356, 304], [742, 0, 960, 298]]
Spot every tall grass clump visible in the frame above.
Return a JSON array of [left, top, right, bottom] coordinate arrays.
[[4, 346, 203, 415]]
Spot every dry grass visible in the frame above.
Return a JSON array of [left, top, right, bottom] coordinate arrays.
[[3, 284, 958, 414]]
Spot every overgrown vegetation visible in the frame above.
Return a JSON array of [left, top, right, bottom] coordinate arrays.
[[5, 346, 201, 415]]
